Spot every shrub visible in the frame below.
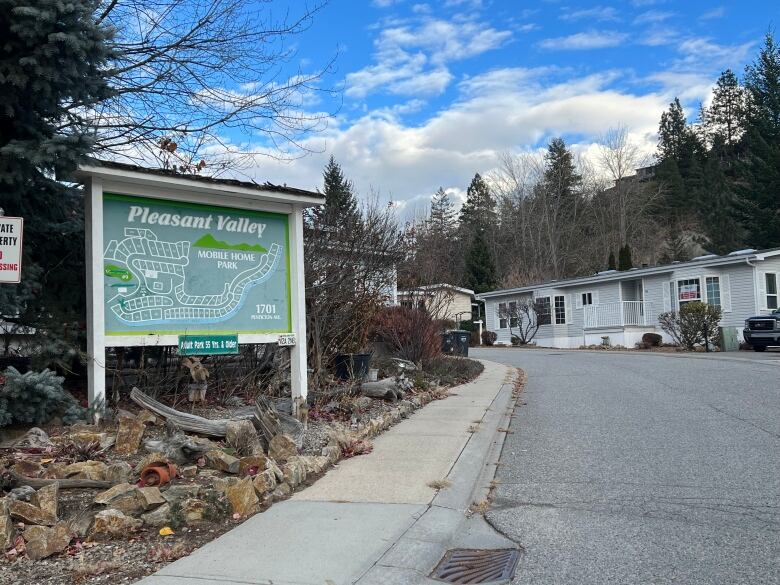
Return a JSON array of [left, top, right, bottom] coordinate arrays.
[[423, 356, 484, 386], [510, 335, 521, 346], [370, 306, 441, 364], [481, 331, 497, 346], [641, 333, 663, 347], [658, 302, 722, 351], [0, 367, 86, 427]]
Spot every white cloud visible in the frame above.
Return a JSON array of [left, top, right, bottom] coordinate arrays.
[[230, 68, 683, 217], [633, 10, 674, 25], [346, 17, 512, 97], [560, 6, 620, 22], [540, 30, 628, 50], [700, 6, 725, 20], [674, 37, 754, 72]]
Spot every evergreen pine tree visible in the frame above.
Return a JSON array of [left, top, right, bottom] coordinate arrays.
[[317, 155, 360, 225], [702, 69, 746, 147], [617, 244, 633, 271], [428, 187, 457, 235], [458, 173, 496, 241], [607, 252, 617, 271], [737, 32, 780, 249], [463, 229, 497, 294], [0, 0, 114, 360], [658, 98, 689, 161], [542, 137, 582, 205]]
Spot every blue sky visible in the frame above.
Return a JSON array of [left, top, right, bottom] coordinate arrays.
[[244, 0, 779, 216]]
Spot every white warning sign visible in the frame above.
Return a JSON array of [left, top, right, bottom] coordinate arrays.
[[0, 216, 23, 283]]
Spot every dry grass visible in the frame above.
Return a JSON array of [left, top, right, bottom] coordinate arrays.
[[427, 478, 452, 490]]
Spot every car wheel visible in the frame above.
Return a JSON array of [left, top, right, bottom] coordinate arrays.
[[753, 345, 767, 352]]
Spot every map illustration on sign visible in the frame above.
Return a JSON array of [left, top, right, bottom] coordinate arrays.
[[102, 194, 291, 336]]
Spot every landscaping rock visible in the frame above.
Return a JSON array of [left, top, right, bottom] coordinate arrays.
[[12, 427, 52, 449], [181, 498, 206, 523], [213, 476, 240, 495], [136, 410, 157, 425], [67, 506, 98, 539], [321, 445, 341, 462], [32, 484, 58, 521], [12, 460, 43, 478], [252, 470, 277, 495], [94, 484, 145, 516], [41, 462, 67, 480], [267, 459, 285, 483], [1, 501, 14, 551], [226, 420, 264, 456], [269, 434, 297, 463], [115, 417, 146, 455], [180, 465, 198, 478], [138, 487, 165, 510], [24, 522, 72, 560], [10, 498, 56, 526], [238, 454, 268, 477], [272, 482, 291, 500], [205, 450, 240, 474], [354, 396, 373, 411], [94, 483, 136, 506], [141, 503, 171, 527], [64, 460, 108, 481], [162, 484, 201, 505], [225, 478, 259, 517], [105, 461, 133, 485], [91, 509, 142, 539], [62, 430, 114, 450], [282, 460, 303, 488], [8, 486, 36, 502]]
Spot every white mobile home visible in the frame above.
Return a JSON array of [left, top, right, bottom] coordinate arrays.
[[477, 248, 780, 348]]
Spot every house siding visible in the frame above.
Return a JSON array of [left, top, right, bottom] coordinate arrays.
[[480, 253, 780, 349]]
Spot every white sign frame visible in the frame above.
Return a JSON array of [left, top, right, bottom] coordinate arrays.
[[74, 162, 323, 409], [0, 216, 23, 284]]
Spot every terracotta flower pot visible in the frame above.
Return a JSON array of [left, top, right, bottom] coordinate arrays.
[[140, 462, 178, 486]]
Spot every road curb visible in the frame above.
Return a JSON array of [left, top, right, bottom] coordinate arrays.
[[356, 361, 522, 584]]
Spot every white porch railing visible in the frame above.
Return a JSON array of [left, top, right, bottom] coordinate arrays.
[[584, 301, 653, 329]]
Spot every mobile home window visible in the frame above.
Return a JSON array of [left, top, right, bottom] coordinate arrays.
[[498, 303, 508, 329], [508, 301, 518, 328], [767, 273, 779, 310], [705, 277, 721, 307], [536, 297, 551, 325], [581, 292, 594, 306], [554, 295, 566, 325], [677, 278, 701, 306]]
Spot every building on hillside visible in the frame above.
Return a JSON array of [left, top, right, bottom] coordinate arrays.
[[397, 284, 475, 323], [477, 248, 780, 348]]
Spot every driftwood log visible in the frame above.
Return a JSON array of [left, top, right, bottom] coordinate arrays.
[[360, 378, 404, 402], [130, 387, 304, 447], [2, 469, 112, 490]]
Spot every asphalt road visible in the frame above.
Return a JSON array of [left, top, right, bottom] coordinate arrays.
[[473, 348, 780, 585]]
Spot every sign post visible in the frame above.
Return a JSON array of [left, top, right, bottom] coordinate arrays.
[[0, 215, 23, 284], [75, 161, 323, 410]]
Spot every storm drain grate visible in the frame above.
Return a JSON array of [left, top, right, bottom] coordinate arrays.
[[430, 548, 520, 584]]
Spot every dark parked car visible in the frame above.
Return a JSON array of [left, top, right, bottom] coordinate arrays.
[[743, 309, 780, 351]]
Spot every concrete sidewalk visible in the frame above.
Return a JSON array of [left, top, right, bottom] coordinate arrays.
[[138, 360, 518, 585]]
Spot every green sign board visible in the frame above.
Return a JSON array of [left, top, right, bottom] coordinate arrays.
[[178, 334, 239, 355], [102, 193, 291, 336]]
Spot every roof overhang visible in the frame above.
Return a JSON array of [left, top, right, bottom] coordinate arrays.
[[70, 160, 325, 208], [476, 251, 780, 300]]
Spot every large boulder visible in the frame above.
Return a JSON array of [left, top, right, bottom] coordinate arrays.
[[137, 487, 165, 511], [141, 503, 171, 527], [24, 522, 72, 560], [226, 420, 264, 457], [1, 500, 15, 551], [115, 417, 146, 455], [162, 484, 201, 505], [90, 509, 142, 539], [63, 460, 108, 481], [9, 484, 58, 526], [105, 461, 134, 485], [205, 450, 240, 474], [12, 460, 43, 478], [225, 478, 259, 517], [269, 434, 297, 463], [252, 469, 277, 495], [238, 454, 268, 477], [94, 483, 144, 516]]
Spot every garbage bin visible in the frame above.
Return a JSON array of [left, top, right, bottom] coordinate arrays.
[[450, 330, 470, 357], [719, 326, 740, 352], [441, 331, 455, 354]]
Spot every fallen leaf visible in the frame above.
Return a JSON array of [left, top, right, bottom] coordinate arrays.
[[159, 527, 174, 536]]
